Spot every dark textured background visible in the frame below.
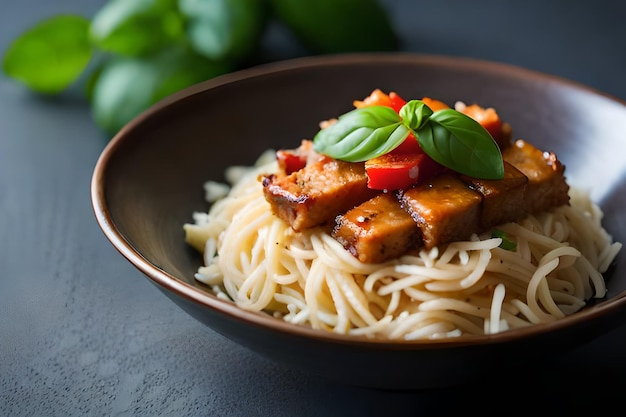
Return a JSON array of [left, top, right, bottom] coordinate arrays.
[[2, 1, 626, 415]]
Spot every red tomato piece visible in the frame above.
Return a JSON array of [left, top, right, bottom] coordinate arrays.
[[421, 97, 450, 112], [353, 89, 393, 109], [276, 149, 307, 174], [391, 132, 421, 154], [365, 152, 445, 190], [460, 103, 503, 143], [354, 89, 408, 113], [388, 92, 407, 112]]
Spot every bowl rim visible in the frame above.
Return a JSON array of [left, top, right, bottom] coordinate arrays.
[[91, 52, 626, 349]]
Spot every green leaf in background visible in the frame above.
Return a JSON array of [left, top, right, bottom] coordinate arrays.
[[2, 15, 92, 94], [2, 0, 402, 137], [269, 0, 398, 54], [90, 0, 185, 57], [179, 0, 269, 62], [91, 46, 231, 135]]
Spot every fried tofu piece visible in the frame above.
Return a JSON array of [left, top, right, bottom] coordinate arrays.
[[502, 139, 570, 213], [399, 175, 483, 249], [333, 193, 422, 264], [262, 157, 378, 231], [460, 161, 528, 229]]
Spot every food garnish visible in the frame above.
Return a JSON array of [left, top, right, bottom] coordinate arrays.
[[313, 91, 505, 182], [263, 89, 572, 263], [491, 229, 517, 251], [3, 0, 398, 136]]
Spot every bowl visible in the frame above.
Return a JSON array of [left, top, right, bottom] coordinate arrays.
[[91, 53, 626, 390]]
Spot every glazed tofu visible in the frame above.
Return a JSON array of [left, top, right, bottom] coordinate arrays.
[[333, 193, 422, 264], [502, 139, 570, 213], [399, 175, 483, 249], [262, 156, 378, 231], [460, 161, 528, 229], [262, 136, 571, 264]]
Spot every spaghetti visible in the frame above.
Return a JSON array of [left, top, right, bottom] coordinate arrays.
[[184, 153, 622, 340]]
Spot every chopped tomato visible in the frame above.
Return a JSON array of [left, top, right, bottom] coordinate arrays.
[[353, 89, 393, 109], [392, 132, 421, 154], [387, 92, 407, 112], [459, 103, 503, 144], [354, 89, 408, 112], [276, 149, 307, 174], [421, 97, 450, 112], [365, 152, 445, 190], [276, 140, 316, 174], [355, 90, 452, 114]]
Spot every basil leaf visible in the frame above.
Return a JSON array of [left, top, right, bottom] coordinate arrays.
[[313, 106, 411, 162], [90, 0, 184, 57], [91, 46, 230, 136], [399, 99, 433, 130], [270, 0, 397, 54], [2, 15, 92, 94], [418, 109, 504, 179], [492, 229, 517, 251], [180, 0, 269, 62]]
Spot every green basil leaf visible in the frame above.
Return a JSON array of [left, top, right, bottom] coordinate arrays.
[[492, 229, 517, 251], [270, 0, 397, 54], [84, 60, 105, 103], [313, 106, 411, 162], [417, 109, 504, 179], [90, 0, 184, 57], [91, 47, 230, 136], [2, 15, 92, 94], [180, 0, 269, 62], [399, 99, 433, 130]]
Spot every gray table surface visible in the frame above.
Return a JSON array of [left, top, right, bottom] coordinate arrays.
[[2, 1, 626, 416]]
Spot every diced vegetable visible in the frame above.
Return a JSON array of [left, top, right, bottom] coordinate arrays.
[[391, 132, 421, 154], [459, 103, 503, 143], [353, 88, 392, 108], [421, 97, 450, 112], [364, 152, 444, 190], [387, 92, 407, 112], [276, 148, 307, 174], [353, 89, 407, 112]]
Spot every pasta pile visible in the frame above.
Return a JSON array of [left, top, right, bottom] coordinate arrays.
[[184, 153, 622, 340]]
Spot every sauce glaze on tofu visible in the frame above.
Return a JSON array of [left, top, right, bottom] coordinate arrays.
[[262, 112, 570, 264]]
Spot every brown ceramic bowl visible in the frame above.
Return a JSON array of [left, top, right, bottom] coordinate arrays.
[[91, 53, 626, 390]]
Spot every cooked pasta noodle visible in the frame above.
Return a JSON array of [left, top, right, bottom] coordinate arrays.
[[184, 154, 622, 340]]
